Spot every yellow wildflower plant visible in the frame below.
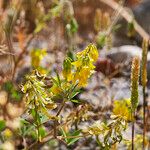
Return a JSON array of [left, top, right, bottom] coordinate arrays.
[[62, 44, 98, 87], [22, 71, 57, 118], [113, 99, 132, 121]]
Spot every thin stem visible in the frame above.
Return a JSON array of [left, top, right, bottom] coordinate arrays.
[[34, 100, 40, 142], [56, 101, 65, 117], [28, 120, 72, 150], [12, 34, 34, 79], [54, 101, 66, 138], [132, 111, 135, 150], [96, 135, 103, 149], [58, 133, 89, 139], [143, 86, 146, 149]]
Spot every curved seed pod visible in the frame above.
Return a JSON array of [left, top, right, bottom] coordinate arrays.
[[131, 56, 140, 111]]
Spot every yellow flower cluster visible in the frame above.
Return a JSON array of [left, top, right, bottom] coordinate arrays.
[[63, 44, 98, 87], [30, 48, 47, 69], [113, 99, 132, 121]]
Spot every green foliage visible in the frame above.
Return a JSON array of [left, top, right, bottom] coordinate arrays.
[[3, 82, 22, 101], [61, 128, 81, 146], [34, 0, 78, 35], [96, 32, 107, 48], [21, 71, 57, 118], [127, 21, 135, 37], [19, 44, 98, 145], [34, 1, 63, 33], [0, 120, 6, 131], [66, 18, 78, 36], [21, 71, 57, 141]]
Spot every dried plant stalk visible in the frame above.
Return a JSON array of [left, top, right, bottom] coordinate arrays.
[[130, 56, 140, 150], [141, 39, 148, 149]]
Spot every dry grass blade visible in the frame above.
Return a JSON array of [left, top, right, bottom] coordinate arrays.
[[0, 44, 15, 82], [0, 45, 15, 56], [99, 0, 150, 43]]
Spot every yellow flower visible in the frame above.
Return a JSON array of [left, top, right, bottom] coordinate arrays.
[[88, 44, 99, 61], [50, 85, 62, 95], [78, 67, 91, 86], [72, 60, 82, 67], [62, 70, 72, 81], [30, 48, 47, 68], [71, 67, 91, 87], [113, 99, 132, 121], [76, 44, 98, 62], [3, 128, 13, 138], [37, 67, 47, 75], [62, 44, 98, 87]]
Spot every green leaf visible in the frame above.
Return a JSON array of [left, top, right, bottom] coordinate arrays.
[[61, 128, 68, 143], [11, 90, 22, 101], [70, 18, 78, 34], [67, 130, 81, 146], [51, 77, 59, 87], [3, 81, 13, 91], [34, 22, 46, 33], [56, 72, 61, 86], [39, 127, 46, 138], [71, 99, 80, 103], [61, 128, 81, 146], [96, 33, 106, 48], [70, 91, 80, 99], [67, 51, 75, 61], [0, 120, 6, 131]]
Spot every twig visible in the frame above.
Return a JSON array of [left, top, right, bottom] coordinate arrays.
[[99, 0, 150, 43], [58, 133, 90, 140], [12, 34, 34, 79], [28, 120, 71, 150], [54, 101, 66, 138]]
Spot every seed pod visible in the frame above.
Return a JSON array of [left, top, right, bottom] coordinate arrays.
[[94, 9, 102, 32], [62, 57, 72, 80], [102, 12, 111, 30], [130, 57, 140, 111]]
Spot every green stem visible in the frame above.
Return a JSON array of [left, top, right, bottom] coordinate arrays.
[[34, 100, 40, 142], [96, 135, 103, 149], [132, 111, 135, 150], [143, 86, 146, 149], [54, 101, 66, 138]]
